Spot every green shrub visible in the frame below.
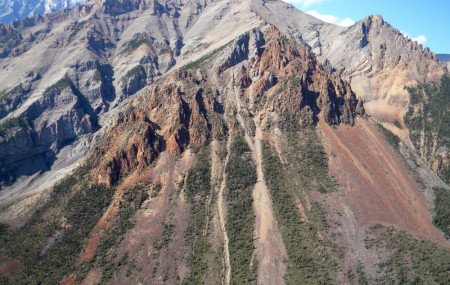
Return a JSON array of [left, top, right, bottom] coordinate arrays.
[[97, 183, 149, 284], [0, 117, 28, 137], [404, 74, 450, 183], [120, 36, 151, 55], [226, 135, 257, 284], [182, 148, 213, 284], [377, 123, 400, 151], [0, 165, 115, 284], [432, 187, 450, 237], [0, 223, 8, 236], [181, 42, 231, 71], [68, 21, 87, 43], [121, 65, 143, 85], [44, 77, 72, 95], [93, 69, 102, 82], [261, 127, 341, 284], [365, 225, 450, 284]]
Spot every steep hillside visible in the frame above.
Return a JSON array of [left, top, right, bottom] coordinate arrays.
[[0, 0, 449, 284], [404, 74, 450, 184], [1, 24, 449, 285], [0, 0, 446, 205]]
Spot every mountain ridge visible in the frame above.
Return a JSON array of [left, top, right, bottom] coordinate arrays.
[[0, 1, 449, 284], [0, 0, 445, 200]]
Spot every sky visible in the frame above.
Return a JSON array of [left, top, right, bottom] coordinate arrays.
[[283, 0, 450, 54]]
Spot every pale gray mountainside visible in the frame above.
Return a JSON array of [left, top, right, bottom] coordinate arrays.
[[0, 0, 83, 23], [0, 0, 446, 207]]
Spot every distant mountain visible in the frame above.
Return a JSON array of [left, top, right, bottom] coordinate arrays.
[[437, 54, 450, 70], [0, 0, 83, 23], [437, 54, 450, 62]]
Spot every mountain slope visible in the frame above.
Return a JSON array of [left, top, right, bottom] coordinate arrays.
[[0, 0, 446, 203], [1, 22, 449, 284], [0, 1, 449, 284], [404, 74, 450, 184]]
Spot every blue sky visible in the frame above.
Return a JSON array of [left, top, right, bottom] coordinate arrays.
[[284, 0, 450, 54]]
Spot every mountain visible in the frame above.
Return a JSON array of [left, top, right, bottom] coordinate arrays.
[[0, 0, 449, 284], [0, 0, 447, 208], [0, 0, 83, 23]]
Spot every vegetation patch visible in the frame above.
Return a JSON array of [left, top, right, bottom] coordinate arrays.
[[0, 84, 26, 102], [68, 21, 87, 43], [93, 69, 102, 82], [153, 224, 175, 251], [44, 77, 72, 95], [0, 84, 29, 119], [365, 225, 450, 284], [121, 65, 144, 85], [120, 35, 151, 55], [432, 187, 450, 238], [181, 42, 231, 71], [182, 148, 214, 284], [261, 127, 341, 284], [404, 74, 450, 183], [225, 135, 258, 284], [377, 123, 400, 151], [0, 117, 28, 137], [0, 165, 114, 284], [96, 183, 149, 284]]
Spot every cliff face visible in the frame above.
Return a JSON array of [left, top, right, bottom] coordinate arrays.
[[318, 15, 444, 126], [90, 26, 362, 188]]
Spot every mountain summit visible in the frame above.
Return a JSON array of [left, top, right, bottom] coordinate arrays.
[[0, 0, 448, 284]]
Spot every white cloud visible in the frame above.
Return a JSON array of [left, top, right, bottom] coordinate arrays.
[[306, 10, 338, 23], [412, 35, 427, 45], [306, 10, 355, 27], [284, 0, 327, 9], [338, 17, 356, 27]]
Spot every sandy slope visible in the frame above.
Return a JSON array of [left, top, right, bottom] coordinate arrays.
[[319, 117, 448, 247]]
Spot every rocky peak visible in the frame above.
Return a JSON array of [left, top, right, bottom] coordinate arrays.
[[220, 27, 364, 125], [89, 25, 364, 186]]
